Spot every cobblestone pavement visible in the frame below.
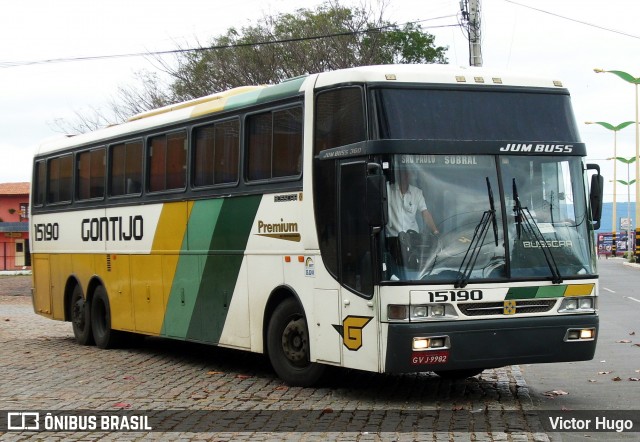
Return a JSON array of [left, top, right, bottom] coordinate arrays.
[[0, 276, 549, 441]]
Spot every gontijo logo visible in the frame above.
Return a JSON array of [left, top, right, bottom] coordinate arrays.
[[332, 316, 373, 351]]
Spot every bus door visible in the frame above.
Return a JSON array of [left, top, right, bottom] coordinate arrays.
[[337, 160, 382, 372]]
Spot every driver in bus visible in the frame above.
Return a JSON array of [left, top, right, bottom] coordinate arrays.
[[386, 167, 439, 270]]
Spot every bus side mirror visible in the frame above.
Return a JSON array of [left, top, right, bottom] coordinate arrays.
[[366, 163, 388, 230], [587, 163, 603, 230]]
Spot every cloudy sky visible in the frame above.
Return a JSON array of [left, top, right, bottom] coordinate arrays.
[[1, 0, 639, 201]]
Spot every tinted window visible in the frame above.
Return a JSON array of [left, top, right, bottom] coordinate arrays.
[[47, 155, 73, 204], [110, 140, 143, 196], [312, 88, 366, 278], [247, 113, 272, 181], [375, 88, 580, 141], [273, 109, 303, 178], [247, 107, 302, 181], [33, 161, 46, 206], [77, 148, 105, 200], [315, 87, 365, 154], [148, 131, 187, 192], [194, 120, 239, 187]]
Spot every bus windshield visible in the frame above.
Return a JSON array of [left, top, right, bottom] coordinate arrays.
[[382, 154, 595, 283]]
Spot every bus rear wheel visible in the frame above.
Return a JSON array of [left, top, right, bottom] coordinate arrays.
[[267, 298, 325, 387], [71, 285, 94, 346], [91, 286, 121, 349]]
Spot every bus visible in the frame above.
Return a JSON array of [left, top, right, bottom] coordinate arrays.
[[31, 64, 604, 386]]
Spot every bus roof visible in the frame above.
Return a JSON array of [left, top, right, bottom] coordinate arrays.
[[35, 77, 309, 156], [314, 64, 566, 89], [35, 64, 567, 157]]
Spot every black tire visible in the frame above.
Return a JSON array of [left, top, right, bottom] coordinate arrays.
[[90, 285, 121, 349], [70, 285, 94, 346], [435, 369, 484, 380], [267, 298, 325, 387]]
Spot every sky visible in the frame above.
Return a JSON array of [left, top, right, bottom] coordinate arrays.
[[1, 0, 639, 202]]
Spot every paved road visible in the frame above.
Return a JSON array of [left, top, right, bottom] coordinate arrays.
[[1, 267, 637, 441], [522, 258, 640, 441], [0, 275, 548, 441]]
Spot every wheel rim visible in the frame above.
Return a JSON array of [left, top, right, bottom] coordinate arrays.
[[281, 317, 309, 367]]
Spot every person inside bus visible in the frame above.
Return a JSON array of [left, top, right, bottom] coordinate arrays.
[[386, 167, 439, 273]]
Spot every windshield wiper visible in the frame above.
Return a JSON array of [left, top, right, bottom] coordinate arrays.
[[513, 179, 563, 284], [455, 178, 498, 288]]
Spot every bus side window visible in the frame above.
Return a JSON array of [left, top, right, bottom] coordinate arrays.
[[313, 87, 366, 280], [77, 148, 105, 200], [314, 87, 365, 154], [273, 108, 302, 178], [110, 140, 142, 197], [247, 106, 302, 182], [213, 120, 239, 184], [33, 160, 46, 206], [194, 119, 240, 187], [148, 131, 187, 193], [47, 155, 72, 204], [247, 113, 272, 181]]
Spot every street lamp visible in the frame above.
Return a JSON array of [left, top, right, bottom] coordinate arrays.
[[614, 156, 637, 257], [594, 69, 640, 260], [586, 121, 634, 255]]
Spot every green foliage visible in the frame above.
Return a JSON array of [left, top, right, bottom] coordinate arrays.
[[168, 2, 448, 101]]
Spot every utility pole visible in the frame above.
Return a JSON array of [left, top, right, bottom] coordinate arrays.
[[461, 0, 483, 66]]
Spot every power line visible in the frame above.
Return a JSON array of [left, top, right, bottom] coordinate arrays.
[[505, 0, 640, 40], [0, 16, 460, 69]]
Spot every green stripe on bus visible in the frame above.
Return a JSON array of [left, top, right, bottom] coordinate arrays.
[[186, 195, 262, 343], [255, 76, 306, 103], [535, 285, 566, 298], [505, 286, 539, 299], [161, 199, 223, 338], [224, 77, 306, 111], [505, 285, 567, 300]]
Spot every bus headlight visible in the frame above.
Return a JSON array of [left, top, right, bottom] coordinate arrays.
[[388, 304, 458, 322], [410, 304, 451, 320], [411, 305, 428, 319], [564, 327, 596, 341], [559, 296, 596, 313], [565, 298, 578, 310], [579, 298, 594, 309], [430, 305, 446, 317], [412, 336, 450, 350]]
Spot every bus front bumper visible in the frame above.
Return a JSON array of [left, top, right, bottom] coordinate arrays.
[[385, 314, 598, 373]]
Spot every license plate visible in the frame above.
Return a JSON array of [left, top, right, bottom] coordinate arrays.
[[411, 350, 449, 365]]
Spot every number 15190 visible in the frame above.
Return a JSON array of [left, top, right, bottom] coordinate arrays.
[[428, 290, 483, 302]]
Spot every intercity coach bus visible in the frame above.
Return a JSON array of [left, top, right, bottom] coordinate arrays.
[[31, 64, 604, 386]]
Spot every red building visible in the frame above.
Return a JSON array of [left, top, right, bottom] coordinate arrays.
[[0, 182, 30, 271]]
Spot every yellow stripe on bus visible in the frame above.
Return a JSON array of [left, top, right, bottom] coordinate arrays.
[[564, 284, 594, 297]]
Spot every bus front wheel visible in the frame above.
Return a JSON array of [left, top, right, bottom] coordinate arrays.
[[91, 286, 121, 349], [71, 285, 94, 346], [267, 298, 325, 387]]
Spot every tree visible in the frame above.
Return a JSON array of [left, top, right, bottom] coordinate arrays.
[[165, 1, 448, 101], [56, 1, 448, 132]]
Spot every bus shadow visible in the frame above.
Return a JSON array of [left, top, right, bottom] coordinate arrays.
[[128, 336, 509, 404]]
